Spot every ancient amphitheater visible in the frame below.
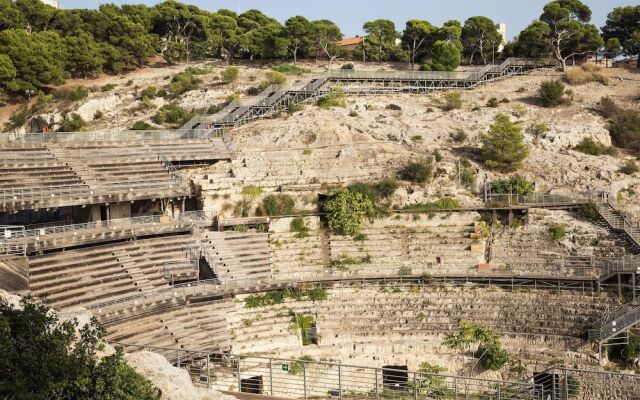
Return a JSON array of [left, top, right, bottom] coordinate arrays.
[[2, 59, 640, 400]]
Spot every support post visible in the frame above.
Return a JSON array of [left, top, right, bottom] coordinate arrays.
[[413, 372, 417, 400], [237, 356, 241, 393], [618, 273, 622, 298], [206, 353, 210, 388], [269, 358, 273, 396], [338, 364, 342, 399], [303, 362, 307, 400], [375, 369, 379, 400]]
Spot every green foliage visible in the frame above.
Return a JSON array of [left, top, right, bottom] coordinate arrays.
[[233, 224, 249, 232], [490, 176, 535, 196], [486, 97, 499, 108], [341, 63, 354, 70], [58, 113, 87, 132], [270, 63, 310, 75], [449, 128, 468, 142], [244, 288, 328, 308], [461, 16, 502, 65], [139, 85, 157, 99], [165, 71, 201, 99], [288, 355, 314, 375], [130, 121, 154, 130], [399, 158, 434, 183], [322, 188, 375, 236], [0, 297, 159, 400], [403, 197, 462, 212], [398, 266, 412, 275], [152, 104, 190, 126], [240, 185, 263, 197], [375, 179, 399, 198], [619, 160, 638, 175], [602, 6, 640, 62], [528, 121, 550, 141], [481, 113, 529, 172], [539, 80, 565, 107], [293, 314, 316, 345], [290, 217, 311, 238], [423, 40, 461, 71], [443, 320, 508, 371], [478, 344, 510, 371], [579, 202, 600, 220], [412, 362, 452, 397], [52, 86, 89, 102], [443, 92, 462, 110], [573, 137, 613, 156], [265, 70, 287, 85], [548, 224, 566, 240], [93, 110, 103, 120], [317, 87, 346, 109], [262, 194, 295, 216], [609, 110, 640, 156], [221, 66, 239, 82]]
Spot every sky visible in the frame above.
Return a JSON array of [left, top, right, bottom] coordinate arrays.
[[58, 0, 637, 40]]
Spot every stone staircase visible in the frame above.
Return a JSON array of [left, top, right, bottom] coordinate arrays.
[[113, 249, 155, 292]]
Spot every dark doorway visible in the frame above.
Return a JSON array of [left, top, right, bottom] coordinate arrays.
[[240, 375, 263, 394], [382, 365, 408, 390], [100, 205, 108, 221]]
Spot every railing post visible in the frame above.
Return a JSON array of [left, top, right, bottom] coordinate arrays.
[[269, 358, 273, 396], [338, 363, 342, 399], [413, 372, 418, 400], [206, 353, 210, 388], [375, 368, 379, 400], [303, 362, 307, 400], [237, 356, 241, 393]]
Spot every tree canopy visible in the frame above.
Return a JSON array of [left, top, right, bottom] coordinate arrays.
[[461, 16, 502, 65], [0, 296, 159, 400], [481, 113, 529, 172]]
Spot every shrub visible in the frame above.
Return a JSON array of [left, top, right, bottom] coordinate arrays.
[[130, 121, 154, 130], [0, 297, 159, 400], [322, 189, 375, 235], [573, 137, 608, 156], [434, 149, 443, 162], [271, 63, 310, 75], [262, 194, 295, 216], [221, 66, 239, 82], [185, 66, 211, 75], [241, 185, 263, 197], [481, 113, 529, 171], [539, 80, 565, 107], [399, 158, 434, 183], [527, 121, 549, 141], [152, 104, 190, 126], [165, 71, 201, 99], [317, 88, 346, 109], [619, 160, 639, 175], [486, 97, 499, 108], [579, 202, 600, 220], [101, 83, 116, 92], [565, 65, 609, 85], [491, 176, 535, 196], [288, 103, 304, 114], [57, 113, 86, 132], [52, 86, 89, 102], [265, 71, 287, 85], [139, 85, 157, 99], [512, 104, 527, 117], [460, 166, 476, 188], [375, 179, 399, 198], [386, 104, 402, 111], [598, 96, 621, 118], [443, 92, 462, 110], [341, 63, 354, 70], [403, 197, 462, 212], [449, 128, 467, 143], [548, 224, 566, 240], [290, 217, 311, 238], [609, 110, 640, 156], [411, 135, 422, 142], [479, 344, 510, 371], [93, 110, 103, 120]]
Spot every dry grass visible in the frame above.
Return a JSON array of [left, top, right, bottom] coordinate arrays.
[[565, 64, 609, 85]]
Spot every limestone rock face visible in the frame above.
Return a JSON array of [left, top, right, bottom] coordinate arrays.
[[125, 351, 237, 400], [75, 94, 120, 122]]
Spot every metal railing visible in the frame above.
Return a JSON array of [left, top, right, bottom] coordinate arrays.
[[483, 192, 605, 208], [2, 129, 221, 144], [0, 225, 26, 256], [589, 296, 640, 341], [112, 342, 543, 399], [534, 366, 640, 400]]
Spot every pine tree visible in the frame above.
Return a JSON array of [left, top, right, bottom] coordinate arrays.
[[481, 113, 529, 172]]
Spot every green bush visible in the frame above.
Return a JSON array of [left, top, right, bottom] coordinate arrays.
[[100, 83, 116, 92], [449, 129, 468, 142], [165, 71, 201, 99], [52, 86, 89, 102], [486, 97, 499, 108], [548, 224, 566, 240], [271, 63, 310, 75], [322, 188, 375, 235], [481, 113, 529, 172], [221, 66, 239, 82], [265, 71, 287, 85], [444, 92, 462, 110], [403, 198, 462, 212], [57, 113, 86, 132], [0, 297, 159, 400], [290, 217, 311, 238], [375, 179, 399, 198], [130, 121, 154, 130], [139, 85, 157, 99], [185, 66, 211, 75], [579, 202, 600, 220], [240, 185, 263, 197], [479, 344, 509, 371], [539, 80, 565, 107], [93, 110, 103, 120], [262, 194, 295, 216], [619, 160, 639, 175], [490, 176, 535, 196], [317, 88, 346, 109], [341, 63, 354, 70], [573, 137, 610, 156], [609, 110, 640, 156], [152, 104, 190, 126], [399, 158, 434, 183]]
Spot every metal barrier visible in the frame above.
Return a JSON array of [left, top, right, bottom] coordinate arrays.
[[1, 129, 220, 144], [534, 367, 640, 400], [112, 342, 543, 399]]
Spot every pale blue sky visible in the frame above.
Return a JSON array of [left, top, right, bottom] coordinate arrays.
[[59, 0, 636, 40]]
